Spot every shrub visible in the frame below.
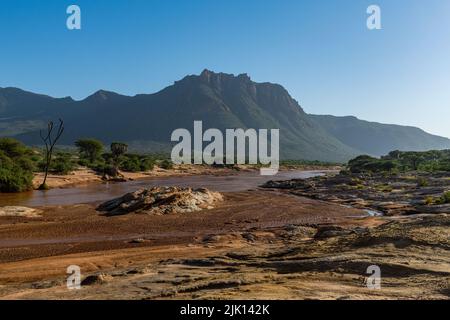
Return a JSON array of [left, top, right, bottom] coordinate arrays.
[[140, 157, 155, 171], [160, 159, 173, 170], [424, 196, 434, 205], [438, 191, 450, 204], [437, 159, 450, 171], [120, 155, 141, 172], [347, 155, 397, 173], [77, 158, 91, 167], [51, 153, 76, 175], [117, 154, 154, 172], [90, 160, 108, 173], [417, 177, 429, 187], [0, 138, 34, 192]]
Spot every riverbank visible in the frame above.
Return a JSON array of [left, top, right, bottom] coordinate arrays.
[[0, 189, 448, 299], [263, 171, 450, 215], [31, 164, 341, 190], [1, 170, 448, 300], [2, 170, 329, 207], [31, 165, 240, 190]]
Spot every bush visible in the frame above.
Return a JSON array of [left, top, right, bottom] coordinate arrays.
[[77, 158, 91, 167], [119, 154, 155, 172], [437, 159, 450, 171], [160, 159, 173, 170], [437, 191, 450, 204], [348, 155, 397, 173], [51, 153, 77, 175], [90, 160, 108, 173], [140, 157, 155, 171], [417, 177, 429, 187], [120, 155, 141, 172], [0, 138, 34, 192], [424, 196, 434, 205]]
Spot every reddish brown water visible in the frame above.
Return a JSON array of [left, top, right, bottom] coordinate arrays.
[[0, 170, 327, 207]]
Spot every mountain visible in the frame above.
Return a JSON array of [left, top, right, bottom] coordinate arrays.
[[310, 115, 450, 156], [0, 87, 74, 136], [3, 71, 360, 162], [1, 70, 449, 162]]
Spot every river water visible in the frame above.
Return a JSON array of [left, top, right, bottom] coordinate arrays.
[[0, 170, 327, 207]]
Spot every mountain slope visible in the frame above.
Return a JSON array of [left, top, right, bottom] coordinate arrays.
[[2, 71, 449, 162], [10, 70, 360, 162], [0, 87, 74, 136], [310, 114, 450, 156]]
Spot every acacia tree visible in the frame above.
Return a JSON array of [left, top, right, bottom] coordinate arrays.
[[75, 139, 103, 163], [39, 119, 64, 190], [110, 142, 128, 170]]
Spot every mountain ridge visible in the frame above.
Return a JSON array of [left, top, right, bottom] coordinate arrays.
[[310, 114, 450, 156], [1, 70, 449, 161]]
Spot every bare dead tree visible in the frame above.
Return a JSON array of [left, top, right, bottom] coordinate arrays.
[[39, 119, 65, 190]]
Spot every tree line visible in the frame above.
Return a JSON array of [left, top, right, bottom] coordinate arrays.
[[346, 150, 450, 174], [0, 136, 173, 193]]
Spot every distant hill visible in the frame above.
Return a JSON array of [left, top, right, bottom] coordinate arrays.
[[1, 70, 450, 162], [310, 114, 450, 156], [0, 87, 74, 136]]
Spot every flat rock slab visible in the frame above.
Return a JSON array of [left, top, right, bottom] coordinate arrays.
[[0, 206, 42, 218]]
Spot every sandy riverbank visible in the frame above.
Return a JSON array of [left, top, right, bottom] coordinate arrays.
[[31, 164, 340, 190], [31, 165, 242, 189]]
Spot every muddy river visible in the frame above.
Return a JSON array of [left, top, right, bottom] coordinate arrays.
[[0, 170, 328, 207]]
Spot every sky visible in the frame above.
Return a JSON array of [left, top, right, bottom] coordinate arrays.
[[1, 0, 449, 138]]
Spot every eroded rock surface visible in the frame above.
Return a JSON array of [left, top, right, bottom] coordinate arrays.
[[263, 173, 450, 215], [96, 186, 223, 216], [3, 214, 448, 300]]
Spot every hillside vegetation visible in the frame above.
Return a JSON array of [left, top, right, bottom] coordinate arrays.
[[347, 150, 450, 173]]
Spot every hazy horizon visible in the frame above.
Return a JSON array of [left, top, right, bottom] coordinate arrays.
[[1, 0, 449, 138]]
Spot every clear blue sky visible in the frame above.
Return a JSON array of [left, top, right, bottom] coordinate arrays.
[[1, 0, 449, 138]]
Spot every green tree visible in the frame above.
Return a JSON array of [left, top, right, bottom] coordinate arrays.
[[75, 139, 104, 163], [0, 138, 34, 192], [110, 142, 128, 166], [403, 152, 424, 171]]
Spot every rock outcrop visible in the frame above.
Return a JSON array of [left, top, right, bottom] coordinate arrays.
[[96, 186, 223, 216], [263, 173, 450, 216]]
